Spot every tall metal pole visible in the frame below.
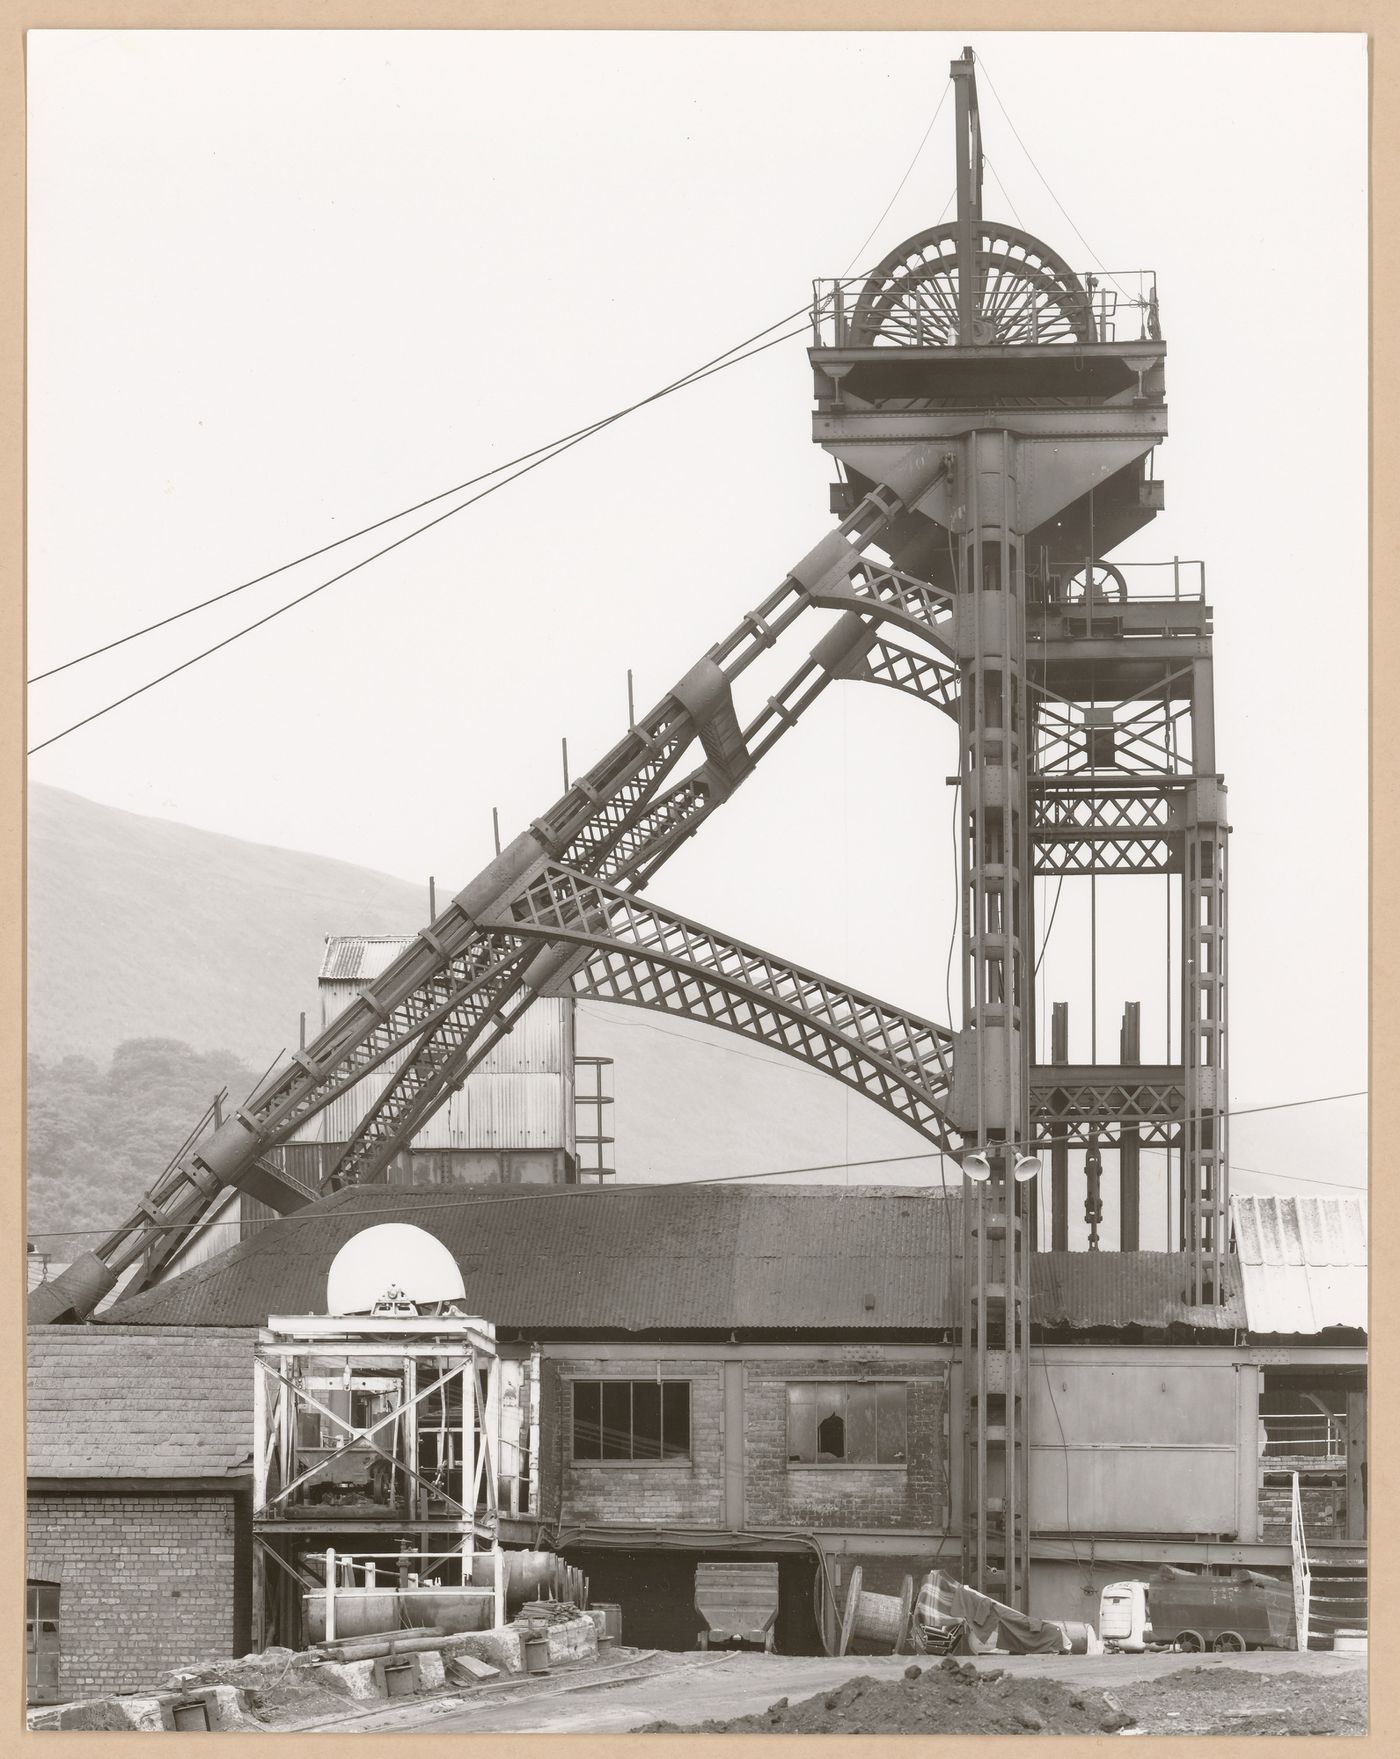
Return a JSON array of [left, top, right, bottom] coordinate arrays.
[[951, 47, 983, 345]]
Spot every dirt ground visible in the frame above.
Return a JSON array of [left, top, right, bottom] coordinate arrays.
[[295, 1647, 1367, 1737], [636, 1657, 1368, 1738]]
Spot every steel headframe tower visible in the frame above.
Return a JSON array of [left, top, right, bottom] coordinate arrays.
[[809, 46, 1228, 1606]]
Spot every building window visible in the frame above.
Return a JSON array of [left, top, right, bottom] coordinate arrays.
[[26, 1581, 61, 1705], [572, 1379, 691, 1462], [786, 1382, 908, 1465]]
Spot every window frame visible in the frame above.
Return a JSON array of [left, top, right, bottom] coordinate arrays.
[[784, 1377, 911, 1469], [569, 1376, 694, 1467]]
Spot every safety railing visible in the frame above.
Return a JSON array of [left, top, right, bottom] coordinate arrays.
[[1291, 1472, 1312, 1653], [1028, 557, 1207, 606], [1261, 1412, 1347, 1465], [811, 268, 1160, 348]]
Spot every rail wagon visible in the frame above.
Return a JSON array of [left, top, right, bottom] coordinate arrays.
[[1147, 1566, 1295, 1652]]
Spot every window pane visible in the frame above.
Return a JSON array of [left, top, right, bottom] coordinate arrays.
[[847, 1384, 878, 1463], [787, 1385, 816, 1463], [573, 1381, 601, 1460], [601, 1382, 632, 1460], [633, 1382, 662, 1459], [878, 1384, 908, 1463], [661, 1382, 690, 1459], [38, 1587, 59, 1622], [815, 1384, 845, 1462]]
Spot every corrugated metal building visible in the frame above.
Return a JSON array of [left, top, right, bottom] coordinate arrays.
[[287, 936, 577, 1181]]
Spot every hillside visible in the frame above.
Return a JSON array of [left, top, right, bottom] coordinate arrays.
[[27, 784, 428, 1066], [24, 785, 937, 1243]]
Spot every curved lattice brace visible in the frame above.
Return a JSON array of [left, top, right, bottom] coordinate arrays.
[[316, 625, 963, 1187], [568, 946, 958, 1150], [811, 557, 957, 655], [485, 863, 958, 1135]]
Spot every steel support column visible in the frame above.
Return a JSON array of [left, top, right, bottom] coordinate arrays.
[[956, 430, 1032, 1607]]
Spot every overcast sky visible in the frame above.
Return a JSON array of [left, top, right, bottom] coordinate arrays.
[[26, 30, 1367, 1226]]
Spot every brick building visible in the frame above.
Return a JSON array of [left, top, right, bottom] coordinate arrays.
[[28, 1185, 1366, 1683], [25, 1327, 255, 1699]]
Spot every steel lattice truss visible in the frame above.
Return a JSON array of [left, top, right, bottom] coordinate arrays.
[[36, 444, 995, 1320], [492, 863, 958, 1142], [1034, 682, 1195, 779], [1031, 787, 1176, 875], [1029, 1069, 1185, 1136]]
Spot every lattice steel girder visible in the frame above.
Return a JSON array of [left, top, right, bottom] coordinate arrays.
[[1029, 1064, 1185, 1127], [34, 445, 966, 1322], [1033, 1119, 1179, 1149], [794, 548, 957, 655], [1031, 784, 1179, 875], [467, 861, 960, 1144], [314, 615, 964, 1187]]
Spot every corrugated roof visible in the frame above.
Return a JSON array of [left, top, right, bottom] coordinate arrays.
[[102, 1185, 1249, 1337], [27, 1325, 256, 1479], [1230, 1194, 1367, 1335], [1030, 1252, 1242, 1332], [318, 935, 414, 982], [102, 1184, 960, 1333]]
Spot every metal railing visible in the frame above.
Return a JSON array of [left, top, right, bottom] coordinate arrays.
[[1029, 557, 1206, 607], [811, 268, 1160, 349], [1291, 1472, 1312, 1652], [1261, 1413, 1347, 1464]]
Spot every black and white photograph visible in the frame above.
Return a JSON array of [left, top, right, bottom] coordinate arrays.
[[21, 23, 1370, 1738]]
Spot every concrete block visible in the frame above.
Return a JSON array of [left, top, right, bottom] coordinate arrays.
[[114, 1697, 168, 1732], [545, 1613, 598, 1666], [172, 1685, 244, 1730], [316, 1658, 380, 1700], [58, 1700, 126, 1730], [443, 1628, 523, 1675], [417, 1651, 447, 1692]]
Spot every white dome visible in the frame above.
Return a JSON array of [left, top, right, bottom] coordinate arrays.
[[325, 1224, 466, 1316]]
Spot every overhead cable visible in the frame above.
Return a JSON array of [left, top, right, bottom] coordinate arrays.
[[26, 1087, 1367, 1244], [27, 310, 822, 756], [27, 287, 834, 695]]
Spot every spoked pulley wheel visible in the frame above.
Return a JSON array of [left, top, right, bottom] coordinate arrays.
[[850, 223, 1096, 348]]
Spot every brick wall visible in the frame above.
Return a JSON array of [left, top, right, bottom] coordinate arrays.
[[1258, 1480, 1348, 1541], [744, 1357, 947, 1532], [560, 1359, 724, 1527], [28, 1491, 239, 1698]]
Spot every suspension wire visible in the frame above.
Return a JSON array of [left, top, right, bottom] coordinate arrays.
[[24, 1086, 1367, 1245], [973, 52, 1130, 297], [840, 78, 953, 277], [1034, 875, 1063, 975], [27, 286, 835, 692], [27, 314, 818, 756], [983, 153, 1027, 232]]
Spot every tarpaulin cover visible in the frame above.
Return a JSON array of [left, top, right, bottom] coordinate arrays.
[[914, 1569, 1066, 1656]]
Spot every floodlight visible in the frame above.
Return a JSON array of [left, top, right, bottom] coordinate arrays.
[[962, 1151, 992, 1182]]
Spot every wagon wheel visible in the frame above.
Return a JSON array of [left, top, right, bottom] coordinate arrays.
[[1176, 1629, 1204, 1653], [1212, 1630, 1246, 1654], [1063, 562, 1127, 604], [849, 223, 1096, 349]]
